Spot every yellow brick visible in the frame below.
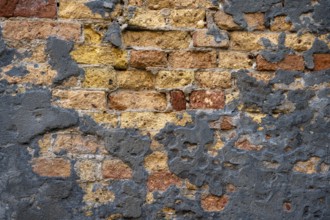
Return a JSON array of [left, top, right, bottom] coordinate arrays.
[[147, 0, 213, 9], [230, 32, 278, 51], [59, 0, 122, 19], [83, 67, 117, 89], [71, 45, 128, 69], [219, 51, 252, 69], [144, 152, 169, 172], [52, 89, 107, 110], [123, 31, 190, 49], [285, 33, 315, 51], [121, 112, 192, 131], [117, 70, 154, 90], [87, 112, 118, 128], [195, 71, 231, 89], [75, 160, 99, 181], [270, 16, 292, 31], [84, 25, 102, 44], [169, 9, 205, 28], [128, 9, 166, 28], [293, 157, 320, 174], [81, 183, 115, 204], [155, 70, 194, 89]]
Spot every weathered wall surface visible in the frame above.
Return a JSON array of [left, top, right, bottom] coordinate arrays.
[[0, 0, 329, 219]]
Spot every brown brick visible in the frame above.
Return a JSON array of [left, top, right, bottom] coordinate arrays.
[[123, 31, 191, 49], [313, 54, 330, 71], [221, 116, 235, 130], [102, 159, 132, 179], [234, 136, 263, 151], [32, 158, 71, 177], [193, 29, 229, 48], [170, 90, 186, 111], [244, 13, 265, 31], [109, 91, 167, 111], [230, 32, 278, 51], [117, 70, 154, 90], [169, 9, 205, 28], [147, 171, 181, 191], [219, 51, 252, 69], [195, 71, 231, 89], [3, 21, 81, 41], [53, 134, 103, 154], [256, 55, 304, 71], [52, 90, 107, 110], [270, 16, 292, 31], [190, 90, 225, 109], [214, 11, 241, 31], [0, 0, 56, 18], [201, 195, 229, 212], [169, 51, 217, 69], [130, 50, 167, 69]]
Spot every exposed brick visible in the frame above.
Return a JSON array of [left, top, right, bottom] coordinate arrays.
[[155, 70, 194, 89], [146, 0, 213, 9], [32, 158, 71, 177], [59, 0, 122, 19], [52, 90, 107, 110], [201, 195, 229, 212], [190, 90, 225, 109], [221, 116, 235, 130], [195, 71, 231, 89], [75, 160, 99, 181], [86, 112, 118, 128], [270, 16, 292, 31], [130, 50, 167, 69], [71, 45, 128, 69], [0, 0, 56, 18], [256, 55, 305, 71], [53, 134, 103, 154], [285, 33, 315, 51], [102, 159, 132, 179], [120, 112, 192, 131], [3, 21, 81, 41], [193, 29, 229, 48], [168, 51, 217, 69], [109, 91, 167, 111], [244, 13, 265, 31], [214, 11, 241, 31], [168, 9, 205, 28], [83, 67, 117, 89], [219, 51, 252, 69], [128, 9, 166, 28], [144, 152, 169, 172], [234, 136, 263, 151], [293, 157, 320, 174], [147, 171, 182, 191], [123, 31, 191, 49], [313, 54, 330, 70], [117, 70, 155, 90], [170, 90, 186, 111], [230, 32, 278, 51]]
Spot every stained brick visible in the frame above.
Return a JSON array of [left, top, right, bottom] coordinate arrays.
[[190, 90, 225, 109]]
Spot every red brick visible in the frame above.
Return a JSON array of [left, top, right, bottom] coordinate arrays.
[[0, 0, 56, 18], [32, 158, 71, 177], [313, 54, 330, 71], [168, 51, 217, 68], [256, 55, 304, 71], [170, 90, 186, 111], [190, 91, 225, 109], [147, 171, 181, 191], [130, 50, 167, 69], [102, 159, 132, 179]]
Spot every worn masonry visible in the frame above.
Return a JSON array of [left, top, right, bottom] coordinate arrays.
[[0, 0, 329, 219]]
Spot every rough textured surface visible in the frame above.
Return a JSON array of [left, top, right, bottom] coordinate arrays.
[[1, 0, 330, 219]]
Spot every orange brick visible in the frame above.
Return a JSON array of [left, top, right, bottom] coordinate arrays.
[[190, 90, 225, 109], [147, 171, 181, 191], [201, 195, 229, 212], [102, 159, 132, 179], [256, 55, 305, 71], [313, 54, 330, 71]]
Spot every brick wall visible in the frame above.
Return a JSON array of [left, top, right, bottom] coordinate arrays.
[[0, 0, 329, 219]]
